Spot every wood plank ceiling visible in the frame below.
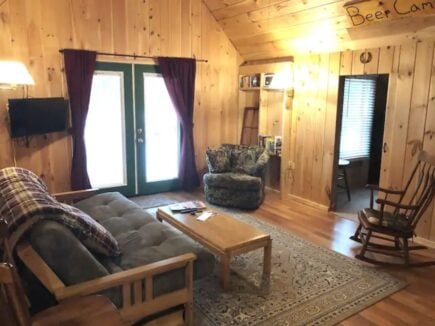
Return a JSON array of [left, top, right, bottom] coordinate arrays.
[[203, 0, 435, 60]]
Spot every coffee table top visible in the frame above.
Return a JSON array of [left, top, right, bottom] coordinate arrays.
[[157, 206, 270, 255]]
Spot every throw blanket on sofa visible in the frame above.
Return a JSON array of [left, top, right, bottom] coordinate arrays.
[[0, 167, 120, 256]]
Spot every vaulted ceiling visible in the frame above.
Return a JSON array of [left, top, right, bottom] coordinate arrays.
[[203, 0, 435, 61]]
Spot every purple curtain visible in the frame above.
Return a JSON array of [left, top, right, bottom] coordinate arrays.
[[157, 57, 200, 190], [63, 49, 97, 190]]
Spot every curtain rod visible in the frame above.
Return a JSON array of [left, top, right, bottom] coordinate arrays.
[[59, 49, 208, 63]]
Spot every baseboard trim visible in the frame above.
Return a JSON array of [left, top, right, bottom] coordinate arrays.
[[285, 194, 329, 212], [414, 236, 435, 249]]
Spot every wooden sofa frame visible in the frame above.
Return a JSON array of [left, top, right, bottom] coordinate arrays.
[[13, 190, 196, 325]]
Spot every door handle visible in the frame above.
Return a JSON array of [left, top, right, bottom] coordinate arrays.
[[136, 128, 144, 143], [383, 142, 388, 153]]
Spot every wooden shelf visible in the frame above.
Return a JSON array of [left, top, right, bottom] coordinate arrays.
[[240, 87, 261, 91]]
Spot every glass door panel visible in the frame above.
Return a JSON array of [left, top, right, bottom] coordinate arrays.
[[144, 74, 179, 182], [135, 65, 180, 194], [86, 62, 135, 195]]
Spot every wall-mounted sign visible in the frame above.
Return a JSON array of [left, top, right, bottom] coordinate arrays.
[[344, 0, 435, 27]]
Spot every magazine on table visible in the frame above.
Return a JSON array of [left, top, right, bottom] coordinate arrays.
[[169, 200, 206, 212]]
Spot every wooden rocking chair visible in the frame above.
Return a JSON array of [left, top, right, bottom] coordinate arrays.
[[350, 150, 435, 267]]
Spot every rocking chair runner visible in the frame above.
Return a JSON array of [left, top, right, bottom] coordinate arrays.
[[351, 150, 435, 267]]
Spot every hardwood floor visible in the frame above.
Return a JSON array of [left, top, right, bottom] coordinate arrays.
[[160, 190, 435, 325]]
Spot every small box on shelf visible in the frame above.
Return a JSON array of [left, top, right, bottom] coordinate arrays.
[[239, 74, 261, 90]]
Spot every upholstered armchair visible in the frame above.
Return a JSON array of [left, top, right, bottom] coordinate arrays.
[[203, 145, 269, 209]]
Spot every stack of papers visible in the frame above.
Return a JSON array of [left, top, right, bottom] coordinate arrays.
[[169, 201, 206, 212]]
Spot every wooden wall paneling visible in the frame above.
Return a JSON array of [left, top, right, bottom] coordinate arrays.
[[363, 48, 380, 75], [70, 0, 101, 50], [382, 44, 417, 191], [424, 48, 435, 241], [258, 90, 268, 136], [159, 0, 170, 56], [280, 89, 293, 198], [300, 55, 317, 199], [377, 46, 395, 74], [181, 0, 192, 58], [408, 41, 435, 238], [351, 49, 365, 75], [148, 0, 162, 56], [111, 0, 127, 53], [339, 51, 352, 76], [167, 0, 182, 56], [204, 6, 221, 150], [191, 0, 205, 170], [291, 55, 308, 198], [379, 46, 400, 192], [311, 53, 329, 203], [320, 52, 340, 206], [126, 0, 149, 56]]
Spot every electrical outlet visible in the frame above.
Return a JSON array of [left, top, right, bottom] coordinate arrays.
[[288, 161, 296, 170]]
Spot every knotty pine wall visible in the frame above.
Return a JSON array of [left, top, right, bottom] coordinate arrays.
[[0, 0, 241, 192], [284, 40, 435, 241]]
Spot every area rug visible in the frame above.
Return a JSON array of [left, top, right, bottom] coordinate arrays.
[[193, 208, 406, 325], [129, 193, 177, 209]]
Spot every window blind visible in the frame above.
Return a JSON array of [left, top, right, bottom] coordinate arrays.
[[339, 77, 376, 160]]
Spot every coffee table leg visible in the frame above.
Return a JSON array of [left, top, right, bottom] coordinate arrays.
[[220, 254, 231, 290], [263, 239, 272, 280]]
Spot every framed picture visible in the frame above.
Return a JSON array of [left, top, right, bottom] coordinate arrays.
[[265, 137, 276, 155]]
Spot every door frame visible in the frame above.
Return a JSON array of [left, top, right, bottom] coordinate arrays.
[[330, 73, 389, 211]]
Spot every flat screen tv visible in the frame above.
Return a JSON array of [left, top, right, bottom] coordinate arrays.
[[8, 97, 69, 138]]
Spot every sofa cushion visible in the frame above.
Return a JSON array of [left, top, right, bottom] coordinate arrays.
[[205, 148, 231, 173], [75, 192, 215, 297], [203, 172, 262, 191]]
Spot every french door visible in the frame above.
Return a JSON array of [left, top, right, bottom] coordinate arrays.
[[85, 62, 180, 196]]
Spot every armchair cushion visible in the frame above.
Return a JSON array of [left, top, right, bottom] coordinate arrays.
[[231, 149, 257, 174], [205, 148, 231, 173], [362, 208, 409, 232]]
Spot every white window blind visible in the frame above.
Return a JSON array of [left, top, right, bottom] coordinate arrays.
[[339, 77, 376, 160]]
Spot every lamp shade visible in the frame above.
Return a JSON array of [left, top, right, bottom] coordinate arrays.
[[0, 61, 35, 88]]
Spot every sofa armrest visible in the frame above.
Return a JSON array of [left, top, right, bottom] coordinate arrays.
[[53, 189, 98, 204], [17, 241, 196, 324]]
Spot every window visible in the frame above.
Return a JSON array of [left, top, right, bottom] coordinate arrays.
[[86, 71, 127, 188], [143, 74, 179, 182], [339, 77, 376, 160]]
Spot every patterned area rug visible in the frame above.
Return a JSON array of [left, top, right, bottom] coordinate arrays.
[[193, 208, 406, 325], [129, 193, 177, 209]]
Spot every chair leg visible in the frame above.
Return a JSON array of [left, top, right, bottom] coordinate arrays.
[[342, 167, 351, 201], [350, 223, 363, 242], [403, 237, 410, 266], [356, 229, 372, 260]]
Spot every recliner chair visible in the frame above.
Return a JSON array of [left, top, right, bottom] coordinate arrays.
[[203, 145, 269, 209]]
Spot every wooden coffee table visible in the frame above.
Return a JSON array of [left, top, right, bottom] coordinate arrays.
[[157, 206, 272, 290]]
